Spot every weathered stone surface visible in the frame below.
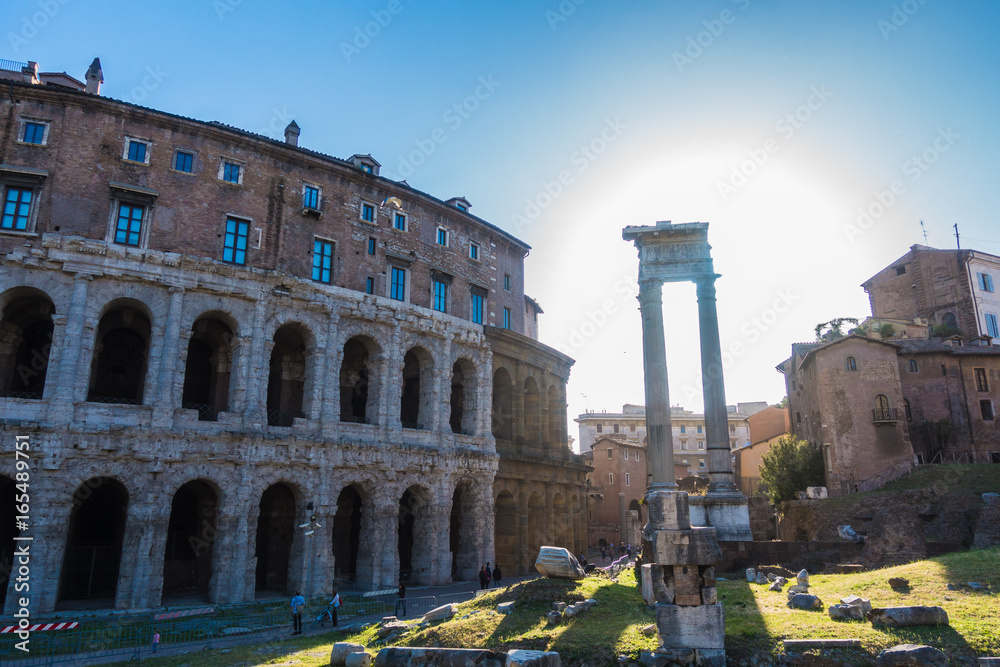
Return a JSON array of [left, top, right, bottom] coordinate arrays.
[[379, 621, 410, 639], [374, 648, 506, 667], [701, 587, 717, 605], [783, 639, 861, 649], [642, 624, 657, 636], [422, 604, 459, 623], [768, 578, 786, 592], [535, 547, 585, 580], [828, 604, 865, 621], [888, 577, 910, 591], [745, 567, 756, 582], [840, 595, 872, 613], [332, 643, 368, 666], [868, 607, 949, 627], [694, 648, 726, 666], [838, 525, 860, 541], [552, 601, 567, 612], [979, 658, 1000, 666], [563, 604, 579, 617], [786, 584, 809, 595], [506, 650, 561, 667], [806, 487, 828, 500], [875, 644, 948, 667], [347, 653, 373, 667], [655, 603, 725, 650], [641, 565, 656, 607], [787, 594, 824, 610], [651, 527, 723, 566], [497, 602, 515, 614], [646, 490, 692, 532], [973, 497, 1000, 550], [862, 507, 926, 568], [546, 610, 562, 626], [755, 572, 768, 585], [796, 569, 809, 587]]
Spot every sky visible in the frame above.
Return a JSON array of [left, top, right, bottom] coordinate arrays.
[[5, 0, 1000, 451]]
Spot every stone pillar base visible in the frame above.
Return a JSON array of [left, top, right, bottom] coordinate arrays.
[[688, 494, 752, 542], [645, 490, 692, 533], [656, 602, 726, 652]]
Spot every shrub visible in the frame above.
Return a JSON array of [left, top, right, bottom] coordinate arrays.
[[758, 435, 825, 504]]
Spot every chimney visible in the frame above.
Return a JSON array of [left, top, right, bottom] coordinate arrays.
[[22, 62, 39, 85], [284, 120, 300, 146], [85, 57, 103, 95]]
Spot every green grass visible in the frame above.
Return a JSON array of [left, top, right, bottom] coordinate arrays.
[[109, 548, 999, 666], [821, 464, 1000, 508]]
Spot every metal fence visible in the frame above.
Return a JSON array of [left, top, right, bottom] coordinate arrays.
[[0, 589, 483, 665]]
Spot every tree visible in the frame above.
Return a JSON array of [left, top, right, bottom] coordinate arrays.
[[815, 317, 860, 341], [776, 396, 788, 408], [758, 435, 825, 505]]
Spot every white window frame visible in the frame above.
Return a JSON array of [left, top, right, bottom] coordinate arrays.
[[218, 158, 245, 185], [388, 263, 409, 302], [106, 183, 157, 250], [0, 167, 46, 236], [122, 136, 151, 165], [171, 149, 197, 175], [607, 448, 612, 459], [360, 200, 377, 224], [17, 117, 50, 146], [469, 242, 480, 261], [393, 211, 408, 232], [978, 272, 994, 293], [608, 472, 613, 485], [302, 182, 322, 212], [625, 473, 630, 487], [436, 226, 449, 247]]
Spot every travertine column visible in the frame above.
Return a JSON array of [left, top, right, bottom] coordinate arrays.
[[638, 280, 676, 491], [51, 273, 92, 404], [695, 276, 739, 494], [153, 286, 185, 424]]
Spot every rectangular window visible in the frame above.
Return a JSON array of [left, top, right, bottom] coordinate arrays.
[[981, 400, 995, 421], [987, 313, 1000, 339], [596, 424, 602, 433], [504, 274, 511, 291], [365, 276, 375, 294], [699, 459, 706, 469], [114, 203, 144, 246], [681, 440, 688, 450], [503, 306, 511, 329], [625, 473, 630, 487], [607, 448, 612, 459], [433, 280, 448, 313], [367, 237, 376, 255], [894, 265, 906, 276], [470, 243, 479, 260], [221, 161, 242, 184], [978, 272, 995, 293], [680, 425, 686, 433], [394, 212, 407, 231], [698, 441, 705, 450], [303, 185, 320, 210], [608, 472, 613, 485], [2, 187, 33, 231], [471, 292, 484, 324], [390, 266, 406, 301], [223, 217, 249, 264], [975, 368, 989, 392], [361, 202, 375, 222], [697, 425, 703, 434], [312, 238, 334, 283], [23, 121, 47, 144], [613, 423, 619, 433], [174, 150, 194, 173], [437, 227, 449, 246], [636, 452, 640, 462], [126, 139, 147, 163]]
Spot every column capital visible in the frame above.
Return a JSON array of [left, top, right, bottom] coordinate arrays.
[[168, 285, 186, 295], [637, 280, 663, 305], [695, 273, 720, 295]]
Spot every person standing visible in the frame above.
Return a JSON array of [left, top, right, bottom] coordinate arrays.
[[478, 565, 489, 589], [395, 583, 406, 618], [330, 588, 341, 628], [290, 590, 305, 635], [152, 629, 160, 653], [492, 563, 502, 588], [485, 562, 492, 588]]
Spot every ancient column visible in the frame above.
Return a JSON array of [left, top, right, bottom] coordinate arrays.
[[51, 273, 91, 405], [638, 280, 676, 490], [695, 276, 739, 495], [153, 286, 185, 425]]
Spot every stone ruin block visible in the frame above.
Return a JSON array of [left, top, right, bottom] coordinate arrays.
[[652, 527, 722, 566], [655, 603, 726, 650]]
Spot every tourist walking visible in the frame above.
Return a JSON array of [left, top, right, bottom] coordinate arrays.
[[152, 629, 160, 653], [330, 587, 341, 628], [290, 590, 305, 635], [492, 563, 502, 587], [479, 565, 489, 589], [395, 583, 406, 618]]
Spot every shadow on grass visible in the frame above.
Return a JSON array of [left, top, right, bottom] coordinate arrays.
[[717, 578, 774, 664]]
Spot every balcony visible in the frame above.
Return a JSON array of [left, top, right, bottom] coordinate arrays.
[[872, 407, 900, 424]]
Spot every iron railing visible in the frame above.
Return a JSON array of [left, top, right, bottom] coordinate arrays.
[[86, 395, 143, 405], [872, 407, 900, 423], [182, 402, 223, 421], [0, 59, 27, 73], [267, 410, 303, 427], [0, 390, 43, 400]]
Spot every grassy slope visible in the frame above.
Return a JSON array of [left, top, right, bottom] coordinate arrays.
[[820, 464, 1000, 508], [110, 548, 999, 667]]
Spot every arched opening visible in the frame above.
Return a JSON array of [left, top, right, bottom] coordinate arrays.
[[181, 316, 234, 421], [527, 491, 545, 571], [88, 305, 151, 404], [941, 312, 958, 330], [450, 359, 477, 435], [340, 336, 379, 424], [449, 483, 477, 580], [874, 394, 891, 420], [255, 483, 296, 594], [846, 357, 857, 371], [267, 325, 308, 426], [332, 485, 365, 584], [547, 385, 563, 446], [0, 292, 55, 399], [494, 491, 516, 575], [523, 377, 540, 444], [398, 486, 431, 583], [400, 347, 433, 429], [628, 498, 643, 524], [492, 368, 513, 440], [0, 475, 19, 607], [58, 478, 128, 608], [162, 480, 217, 601]]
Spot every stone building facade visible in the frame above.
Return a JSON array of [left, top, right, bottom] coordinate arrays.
[[863, 244, 1000, 341], [0, 60, 585, 614]]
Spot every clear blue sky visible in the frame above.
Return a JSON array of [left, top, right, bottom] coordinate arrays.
[[6, 0, 1000, 447]]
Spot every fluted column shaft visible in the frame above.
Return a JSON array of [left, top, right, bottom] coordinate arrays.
[[638, 281, 675, 491]]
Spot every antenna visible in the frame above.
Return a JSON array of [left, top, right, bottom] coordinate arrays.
[[954, 223, 960, 249], [919, 220, 928, 244]]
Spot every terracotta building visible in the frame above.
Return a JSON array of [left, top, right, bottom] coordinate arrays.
[[733, 405, 791, 496], [0, 58, 586, 614]]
